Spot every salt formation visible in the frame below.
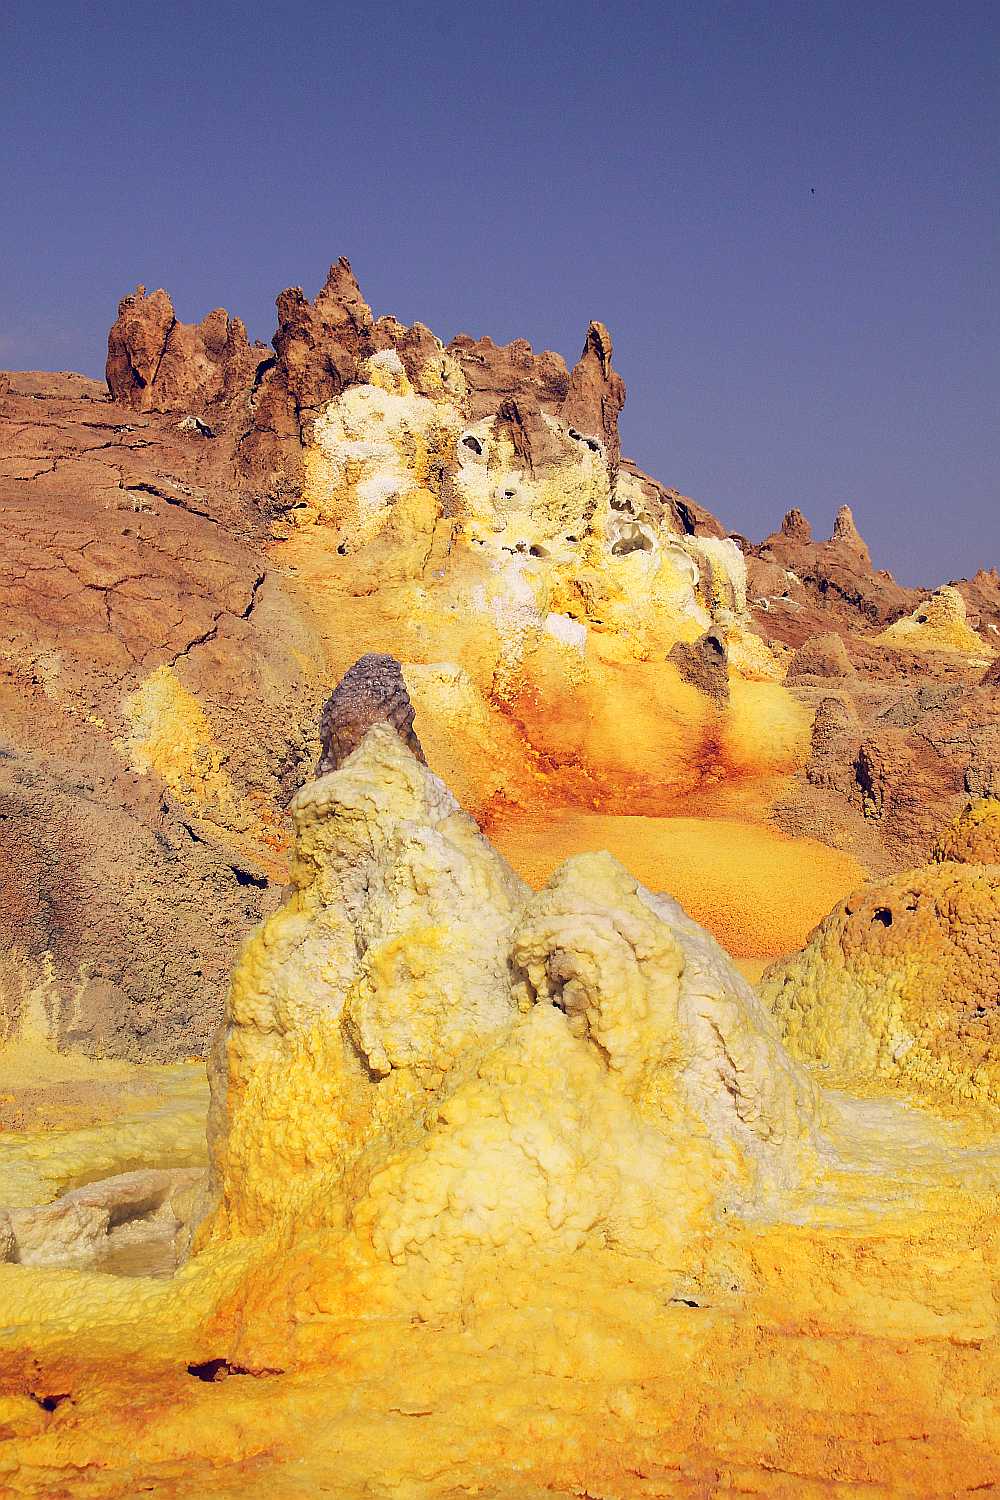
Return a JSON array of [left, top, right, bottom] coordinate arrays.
[[762, 833, 1000, 1110], [875, 584, 993, 658], [201, 713, 822, 1270], [1, 667, 999, 1495]]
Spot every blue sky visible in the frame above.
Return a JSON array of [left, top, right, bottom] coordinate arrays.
[[2, 0, 997, 583]]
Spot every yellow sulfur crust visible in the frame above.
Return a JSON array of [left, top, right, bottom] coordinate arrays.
[[1, 728, 998, 1497]]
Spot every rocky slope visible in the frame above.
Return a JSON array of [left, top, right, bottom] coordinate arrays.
[[1, 261, 997, 1059], [0, 371, 325, 1059]]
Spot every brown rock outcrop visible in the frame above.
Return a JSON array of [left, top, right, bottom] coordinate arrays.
[[668, 629, 729, 701], [0, 743, 271, 1060], [107, 285, 263, 416], [317, 655, 425, 775], [448, 319, 626, 474], [958, 568, 1000, 642], [787, 632, 856, 679], [108, 260, 633, 506], [560, 320, 626, 471], [780, 672, 1000, 869], [750, 506, 914, 646], [831, 504, 872, 571], [0, 370, 326, 1059], [236, 258, 381, 501], [617, 461, 727, 539], [804, 696, 862, 797], [448, 332, 570, 420], [780, 507, 812, 541], [490, 397, 565, 473]]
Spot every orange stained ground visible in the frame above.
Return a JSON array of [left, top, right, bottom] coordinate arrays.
[[488, 809, 865, 958]]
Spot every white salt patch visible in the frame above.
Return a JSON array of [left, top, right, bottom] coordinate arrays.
[[545, 612, 587, 651]]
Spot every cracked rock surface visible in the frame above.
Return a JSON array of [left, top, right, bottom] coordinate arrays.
[[0, 373, 327, 1059]]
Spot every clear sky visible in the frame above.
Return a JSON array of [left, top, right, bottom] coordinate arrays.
[[2, 0, 997, 584]]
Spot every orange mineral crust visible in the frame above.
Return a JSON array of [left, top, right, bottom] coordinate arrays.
[[488, 809, 863, 958], [265, 348, 859, 961]]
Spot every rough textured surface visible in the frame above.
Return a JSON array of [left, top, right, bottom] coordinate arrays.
[[275, 328, 834, 959], [106, 285, 263, 416], [875, 584, 994, 658], [761, 859, 1000, 1111], [5, 262, 1000, 1060], [786, 630, 856, 679], [933, 797, 1000, 864], [776, 671, 1000, 872], [5, 1167, 203, 1271], [667, 627, 730, 701], [0, 728, 998, 1497], [0, 371, 326, 1057], [316, 653, 424, 774], [202, 726, 819, 1253]]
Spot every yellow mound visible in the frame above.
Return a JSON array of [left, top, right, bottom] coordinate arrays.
[[761, 861, 1000, 1111], [265, 363, 820, 947], [933, 796, 1000, 864], [876, 585, 992, 658]]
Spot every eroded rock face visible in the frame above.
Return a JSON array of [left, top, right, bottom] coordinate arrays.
[[667, 628, 729, 701], [787, 631, 855, 679], [559, 319, 626, 472], [831, 504, 872, 570], [107, 260, 631, 506], [0, 371, 327, 1060], [780, 672, 1000, 870], [0, 746, 276, 1060], [749, 506, 913, 639], [107, 285, 262, 415]]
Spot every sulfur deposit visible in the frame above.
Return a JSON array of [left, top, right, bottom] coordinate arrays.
[[875, 585, 994, 659], [255, 278, 860, 961], [761, 858, 1000, 1112], [5, 263, 1000, 1057], [0, 691, 998, 1496], [933, 796, 1000, 865], [3, 259, 1000, 1493]]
